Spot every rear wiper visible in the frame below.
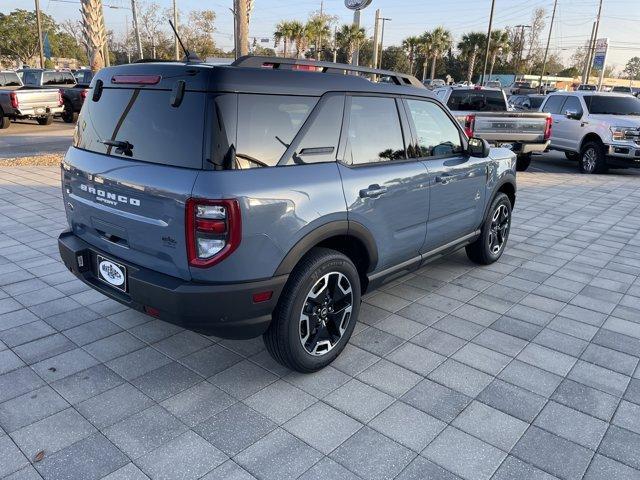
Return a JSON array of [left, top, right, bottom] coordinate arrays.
[[100, 139, 134, 157]]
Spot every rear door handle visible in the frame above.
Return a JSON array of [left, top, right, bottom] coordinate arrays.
[[359, 184, 387, 198]]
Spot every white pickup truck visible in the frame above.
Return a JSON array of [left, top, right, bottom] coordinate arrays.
[[540, 91, 640, 173], [0, 70, 64, 129], [434, 86, 551, 171]]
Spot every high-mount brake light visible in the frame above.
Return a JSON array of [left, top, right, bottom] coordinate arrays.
[[9, 92, 19, 109], [464, 114, 476, 138], [543, 116, 553, 141], [186, 199, 241, 268], [111, 75, 161, 85]]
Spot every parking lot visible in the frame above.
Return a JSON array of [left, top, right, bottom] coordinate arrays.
[[0, 164, 638, 480], [0, 121, 75, 159]]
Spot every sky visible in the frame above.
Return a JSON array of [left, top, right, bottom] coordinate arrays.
[[3, 0, 639, 71]]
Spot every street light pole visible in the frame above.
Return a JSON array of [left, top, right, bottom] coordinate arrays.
[[538, 0, 557, 92], [378, 17, 391, 69], [480, 0, 496, 86], [35, 0, 45, 68], [584, 0, 603, 85], [130, 0, 143, 59]]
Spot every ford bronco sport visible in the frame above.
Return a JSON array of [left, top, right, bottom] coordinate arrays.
[[58, 56, 517, 372]]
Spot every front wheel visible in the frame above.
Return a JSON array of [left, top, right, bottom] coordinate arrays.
[[264, 248, 361, 373], [61, 102, 77, 123], [516, 153, 531, 172], [466, 192, 512, 265], [36, 115, 53, 126], [579, 141, 607, 174]]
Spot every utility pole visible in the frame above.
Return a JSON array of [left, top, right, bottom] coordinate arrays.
[[173, 0, 179, 60], [131, 0, 143, 60], [352, 10, 361, 65], [333, 26, 338, 63], [378, 17, 391, 69], [372, 9, 381, 69], [480, 0, 496, 86], [235, 0, 249, 57], [35, 0, 45, 68], [584, 0, 603, 85], [317, 0, 324, 60], [582, 22, 596, 84], [538, 0, 557, 92]]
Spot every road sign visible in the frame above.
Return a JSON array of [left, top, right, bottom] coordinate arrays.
[[344, 0, 372, 10], [592, 37, 608, 71]]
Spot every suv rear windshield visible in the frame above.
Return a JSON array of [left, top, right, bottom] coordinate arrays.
[[583, 95, 640, 115], [446, 89, 506, 111], [73, 87, 206, 168]]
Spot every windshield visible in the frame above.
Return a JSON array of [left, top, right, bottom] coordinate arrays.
[[447, 90, 506, 112], [584, 95, 640, 115]]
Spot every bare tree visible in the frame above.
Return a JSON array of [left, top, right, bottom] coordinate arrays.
[[61, 19, 88, 60]]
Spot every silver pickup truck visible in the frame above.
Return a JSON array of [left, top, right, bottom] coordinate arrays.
[[434, 86, 551, 171], [0, 70, 64, 129]]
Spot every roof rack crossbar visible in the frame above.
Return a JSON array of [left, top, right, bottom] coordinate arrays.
[[231, 56, 425, 89]]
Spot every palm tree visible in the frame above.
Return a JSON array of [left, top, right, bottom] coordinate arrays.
[[488, 29, 510, 79], [306, 16, 332, 60], [289, 20, 308, 58], [80, 0, 107, 72], [402, 36, 422, 75], [336, 24, 365, 65], [274, 21, 296, 58], [421, 27, 452, 81], [457, 32, 486, 83]]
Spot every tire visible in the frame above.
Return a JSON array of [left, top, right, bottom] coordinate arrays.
[[36, 115, 53, 126], [516, 153, 531, 172], [565, 151, 579, 161], [579, 141, 608, 174], [264, 247, 361, 373], [0, 115, 9, 130], [466, 192, 512, 265], [61, 102, 77, 123]]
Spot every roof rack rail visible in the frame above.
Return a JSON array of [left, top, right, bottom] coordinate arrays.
[[231, 55, 425, 89]]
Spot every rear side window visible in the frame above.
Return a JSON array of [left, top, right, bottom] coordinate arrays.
[[406, 99, 462, 158], [542, 96, 566, 114], [43, 72, 58, 85], [446, 90, 506, 111], [74, 87, 206, 168], [345, 96, 405, 165], [60, 73, 76, 85], [530, 96, 545, 109], [236, 94, 317, 168]]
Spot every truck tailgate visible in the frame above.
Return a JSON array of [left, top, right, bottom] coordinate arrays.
[[456, 112, 551, 143], [15, 88, 61, 109]]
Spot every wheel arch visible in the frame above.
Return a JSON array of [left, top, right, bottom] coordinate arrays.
[[580, 133, 604, 152], [484, 179, 516, 222], [274, 220, 378, 293]]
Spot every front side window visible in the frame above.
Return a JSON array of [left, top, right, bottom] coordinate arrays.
[[542, 95, 566, 114], [345, 96, 405, 165], [562, 96, 583, 116], [236, 94, 317, 168], [406, 99, 462, 158]]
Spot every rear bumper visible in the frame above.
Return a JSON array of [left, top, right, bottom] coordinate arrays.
[[14, 105, 64, 117], [58, 230, 287, 339]]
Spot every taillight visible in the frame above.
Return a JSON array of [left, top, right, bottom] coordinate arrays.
[[9, 92, 19, 109], [58, 89, 64, 106], [543, 115, 552, 141], [186, 198, 241, 268], [464, 114, 475, 138], [81, 89, 88, 100]]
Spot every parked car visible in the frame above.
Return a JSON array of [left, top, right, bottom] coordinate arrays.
[[423, 78, 446, 90], [434, 86, 551, 171], [0, 70, 64, 129], [484, 80, 502, 89], [576, 84, 597, 91], [611, 86, 634, 95], [505, 81, 538, 95], [540, 91, 640, 173], [509, 94, 546, 111], [57, 56, 517, 372], [18, 68, 88, 123]]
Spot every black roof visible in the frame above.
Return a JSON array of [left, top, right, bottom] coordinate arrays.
[[90, 57, 434, 99]]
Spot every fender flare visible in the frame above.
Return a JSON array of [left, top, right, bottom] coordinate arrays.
[[483, 178, 516, 220], [274, 220, 378, 276]]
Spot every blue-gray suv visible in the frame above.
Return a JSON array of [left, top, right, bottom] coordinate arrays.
[[58, 56, 517, 372]]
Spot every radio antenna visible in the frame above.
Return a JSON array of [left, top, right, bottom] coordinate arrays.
[[168, 19, 201, 62]]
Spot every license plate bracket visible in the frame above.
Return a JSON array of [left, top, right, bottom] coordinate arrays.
[[96, 254, 127, 292]]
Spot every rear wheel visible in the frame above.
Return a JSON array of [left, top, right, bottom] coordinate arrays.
[[579, 141, 607, 174], [516, 153, 531, 172], [264, 248, 360, 373], [466, 192, 512, 265], [37, 115, 53, 126], [0, 114, 9, 130], [61, 101, 77, 123]]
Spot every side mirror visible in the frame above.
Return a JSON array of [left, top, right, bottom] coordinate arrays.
[[565, 109, 581, 120], [468, 137, 490, 158]]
